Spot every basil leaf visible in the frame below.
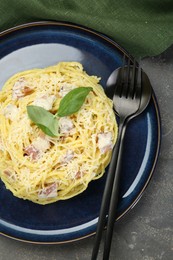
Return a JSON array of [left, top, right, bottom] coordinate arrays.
[[27, 105, 59, 137], [57, 87, 93, 117]]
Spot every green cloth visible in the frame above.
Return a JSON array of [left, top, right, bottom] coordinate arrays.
[[0, 0, 173, 58]]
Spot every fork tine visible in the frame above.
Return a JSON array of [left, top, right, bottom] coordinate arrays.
[[122, 56, 131, 98], [128, 59, 136, 98], [121, 54, 126, 81], [115, 54, 126, 97], [134, 64, 142, 100], [119, 55, 131, 98]]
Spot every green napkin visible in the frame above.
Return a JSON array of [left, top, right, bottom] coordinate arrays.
[[0, 0, 172, 58]]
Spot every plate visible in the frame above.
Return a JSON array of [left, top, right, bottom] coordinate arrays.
[[0, 21, 161, 244]]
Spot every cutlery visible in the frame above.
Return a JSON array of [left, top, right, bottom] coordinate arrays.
[[91, 55, 152, 259]]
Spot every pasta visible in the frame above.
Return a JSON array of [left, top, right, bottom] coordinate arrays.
[[0, 62, 118, 204]]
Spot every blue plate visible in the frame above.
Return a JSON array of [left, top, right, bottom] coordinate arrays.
[[0, 21, 161, 243]]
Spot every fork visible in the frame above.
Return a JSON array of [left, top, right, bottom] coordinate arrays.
[[91, 55, 142, 260]]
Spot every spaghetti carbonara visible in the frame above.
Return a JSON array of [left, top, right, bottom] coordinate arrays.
[[0, 62, 118, 204]]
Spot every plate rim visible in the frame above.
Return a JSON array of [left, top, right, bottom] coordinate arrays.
[[0, 21, 161, 244]]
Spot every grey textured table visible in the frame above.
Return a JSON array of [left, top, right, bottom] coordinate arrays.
[[0, 46, 173, 260]]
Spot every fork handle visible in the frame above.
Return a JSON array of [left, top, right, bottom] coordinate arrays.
[[102, 119, 127, 259], [91, 118, 126, 260]]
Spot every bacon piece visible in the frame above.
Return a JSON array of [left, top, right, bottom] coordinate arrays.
[[3, 104, 18, 121], [60, 150, 74, 164], [33, 94, 56, 110], [38, 183, 57, 199], [59, 84, 75, 97], [97, 132, 113, 154], [32, 137, 50, 153], [4, 170, 12, 177], [75, 171, 82, 179], [64, 150, 74, 162], [12, 77, 34, 100], [24, 137, 50, 160], [3, 169, 16, 181], [24, 145, 40, 160], [21, 86, 34, 96], [59, 117, 74, 135]]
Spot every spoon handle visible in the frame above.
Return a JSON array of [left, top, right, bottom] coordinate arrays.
[[91, 118, 126, 260], [102, 121, 127, 259]]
